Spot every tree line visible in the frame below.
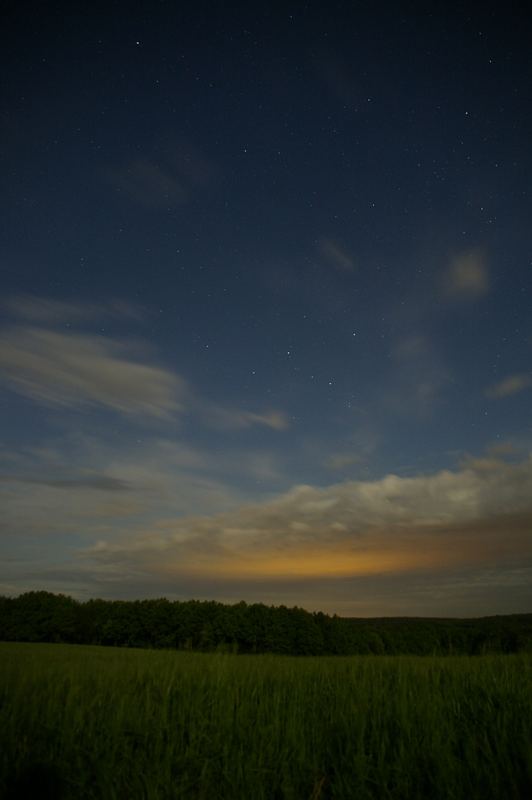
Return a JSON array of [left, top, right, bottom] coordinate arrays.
[[0, 592, 531, 656]]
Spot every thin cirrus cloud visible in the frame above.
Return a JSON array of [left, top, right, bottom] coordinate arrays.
[[443, 248, 489, 299], [0, 473, 131, 492], [3, 295, 144, 324], [0, 326, 186, 419], [108, 158, 188, 208], [324, 427, 379, 472], [386, 334, 451, 417], [0, 300, 289, 430], [391, 335, 429, 361], [486, 373, 532, 398], [0, 433, 281, 546], [318, 238, 356, 272], [326, 453, 363, 471], [204, 406, 290, 432], [106, 141, 215, 209]]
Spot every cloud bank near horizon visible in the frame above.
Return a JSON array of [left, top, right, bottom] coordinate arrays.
[[86, 455, 532, 578], [2, 443, 531, 615]]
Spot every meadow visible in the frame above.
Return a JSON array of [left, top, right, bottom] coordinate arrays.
[[0, 642, 530, 799]]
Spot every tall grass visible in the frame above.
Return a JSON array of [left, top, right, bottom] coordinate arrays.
[[0, 642, 530, 799]]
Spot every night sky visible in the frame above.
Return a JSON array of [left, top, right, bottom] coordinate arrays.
[[1, 1, 531, 615]]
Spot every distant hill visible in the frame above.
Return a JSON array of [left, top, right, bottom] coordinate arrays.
[[1, 592, 531, 656], [342, 614, 532, 655]]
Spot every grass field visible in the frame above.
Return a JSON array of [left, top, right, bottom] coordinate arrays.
[[0, 643, 530, 799]]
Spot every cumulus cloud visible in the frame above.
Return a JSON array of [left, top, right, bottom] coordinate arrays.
[[486, 373, 532, 398], [0, 326, 186, 418], [86, 456, 532, 585], [443, 248, 489, 299], [3, 436, 531, 612]]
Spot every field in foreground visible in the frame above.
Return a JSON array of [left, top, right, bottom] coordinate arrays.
[[0, 643, 530, 799]]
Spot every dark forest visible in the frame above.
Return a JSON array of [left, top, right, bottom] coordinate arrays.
[[1, 592, 530, 656]]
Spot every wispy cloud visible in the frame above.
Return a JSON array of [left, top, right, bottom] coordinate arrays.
[[3, 295, 144, 324], [0, 326, 186, 418], [324, 427, 379, 472], [106, 140, 215, 208], [486, 373, 532, 398], [0, 474, 131, 492], [0, 432, 282, 543], [318, 238, 356, 272], [0, 297, 292, 438], [443, 248, 489, 299], [108, 158, 188, 208], [205, 406, 289, 431], [326, 453, 363, 470], [386, 334, 451, 416], [392, 335, 429, 361]]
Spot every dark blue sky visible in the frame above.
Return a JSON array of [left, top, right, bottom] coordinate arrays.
[[1, 1, 531, 615]]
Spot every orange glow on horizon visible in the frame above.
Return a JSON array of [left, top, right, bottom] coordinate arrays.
[[155, 545, 444, 580], [152, 519, 532, 581]]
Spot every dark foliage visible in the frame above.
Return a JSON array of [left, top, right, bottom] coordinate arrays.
[[0, 592, 531, 655]]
